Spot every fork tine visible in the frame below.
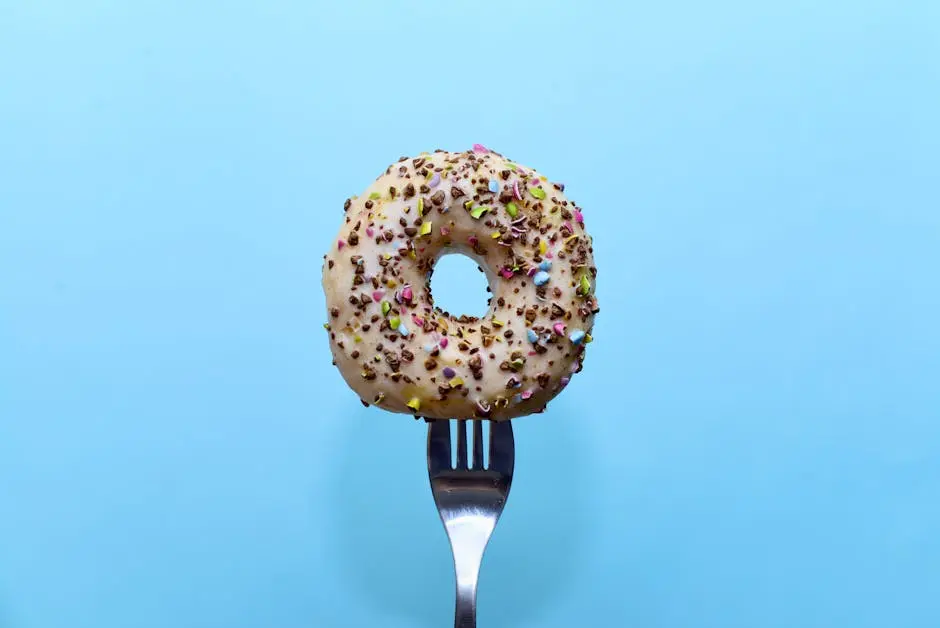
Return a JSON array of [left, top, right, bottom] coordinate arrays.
[[471, 420, 484, 470], [455, 420, 469, 469], [427, 419, 452, 474], [488, 420, 515, 474]]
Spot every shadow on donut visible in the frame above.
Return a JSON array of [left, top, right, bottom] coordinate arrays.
[[325, 396, 593, 627]]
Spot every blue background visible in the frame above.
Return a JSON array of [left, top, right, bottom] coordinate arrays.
[[2, 1, 939, 627]]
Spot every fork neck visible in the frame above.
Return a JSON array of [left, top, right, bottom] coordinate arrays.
[[444, 516, 495, 628]]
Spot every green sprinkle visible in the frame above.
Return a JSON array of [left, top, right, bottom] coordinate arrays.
[[579, 274, 591, 296], [381, 301, 391, 316], [530, 187, 546, 200], [510, 359, 525, 371], [469, 206, 490, 219], [506, 202, 518, 218], [507, 163, 517, 171], [369, 192, 381, 200], [390, 316, 401, 329]]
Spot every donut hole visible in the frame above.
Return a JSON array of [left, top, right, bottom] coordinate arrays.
[[428, 252, 492, 320]]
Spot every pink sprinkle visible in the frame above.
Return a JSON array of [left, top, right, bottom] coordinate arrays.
[[521, 390, 533, 400], [372, 291, 384, 301], [500, 267, 514, 279], [512, 180, 522, 200], [468, 236, 478, 246], [574, 210, 583, 224], [472, 143, 489, 153], [366, 227, 374, 237], [337, 239, 346, 249], [440, 227, 450, 236], [412, 315, 424, 326], [429, 172, 441, 187], [401, 285, 413, 302], [439, 337, 448, 349], [545, 251, 554, 259], [553, 322, 566, 335], [528, 351, 537, 356]]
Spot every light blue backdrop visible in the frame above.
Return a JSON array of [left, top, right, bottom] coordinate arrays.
[[2, 1, 938, 627]]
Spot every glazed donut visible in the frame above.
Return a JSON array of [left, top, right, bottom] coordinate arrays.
[[321, 145, 598, 420]]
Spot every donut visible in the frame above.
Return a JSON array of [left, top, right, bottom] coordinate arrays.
[[321, 145, 599, 420]]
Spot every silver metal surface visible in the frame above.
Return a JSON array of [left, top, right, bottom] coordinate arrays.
[[427, 419, 515, 628]]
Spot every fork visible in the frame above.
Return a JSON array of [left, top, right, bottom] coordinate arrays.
[[427, 419, 515, 628]]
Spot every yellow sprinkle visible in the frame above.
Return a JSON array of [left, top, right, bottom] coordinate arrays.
[[369, 192, 381, 200], [353, 334, 362, 343], [420, 221, 432, 236], [566, 234, 579, 244], [406, 397, 421, 411], [418, 197, 424, 215], [491, 231, 501, 239], [491, 319, 505, 328], [387, 279, 397, 288], [373, 355, 381, 362], [323, 323, 330, 330], [539, 240, 547, 255], [584, 333, 593, 344], [409, 249, 416, 259], [449, 377, 464, 388]]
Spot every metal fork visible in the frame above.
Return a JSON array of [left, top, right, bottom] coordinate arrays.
[[427, 419, 515, 628]]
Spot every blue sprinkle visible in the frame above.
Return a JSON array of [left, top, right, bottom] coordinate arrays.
[[527, 329, 538, 343], [539, 260, 552, 271], [488, 179, 499, 193], [569, 329, 585, 344], [399, 323, 410, 337], [424, 344, 435, 352], [533, 270, 550, 286]]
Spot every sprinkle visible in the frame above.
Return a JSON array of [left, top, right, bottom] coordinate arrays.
[[337, 239, 346, 249], [353, 334, 362, 343], [373, 291, 385, 302], [468, 236, 478, 247], [533, 270, 551, 286], [440, 226, 450, 236], [521, 389, 534, 400], [584, 333, 593, 344], [539, 260, 552, 271], [488, 179, 499, 193], [450, 376, 464, 388], [574, 210, 583, 224], [553, 322, 566, 335], [491, 319, 505, 327], [530, 186, 546, 200], [512, 180, 522, 200], [500, 267, 514, 279], [401, 285, 413, 301], [429, 173, 441, 188], [560, 376, 570, 387], [369, 192, 381, 200], [442, 367, 456, 379], [526, 267, 538, 277], [398, 322, 410, 337], [424, 344, 435, 352], [323, 323, 331, 330], [491, 231, 501, 239], [417, 197, 425, 215], [527, 329, 538, 343], [579, 274, 591, 296], [469, 206, 490, 219], [387, 278, 397, 288], [419, 221, 432, 236], [472, 143, 489, 153], [374, 393, 385, 404], [406, 397, 421, 411], [412, 314, 424, 326], [389, 316, 401, 329], [538, 240, 547, 255], [510, 359, 525, 370], [569, 329, 586, 344], [506, 202, 518, 218], [439, 337, 449, 348]]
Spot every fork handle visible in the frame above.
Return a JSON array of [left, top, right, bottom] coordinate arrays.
[[446, 519, 493, 628]]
